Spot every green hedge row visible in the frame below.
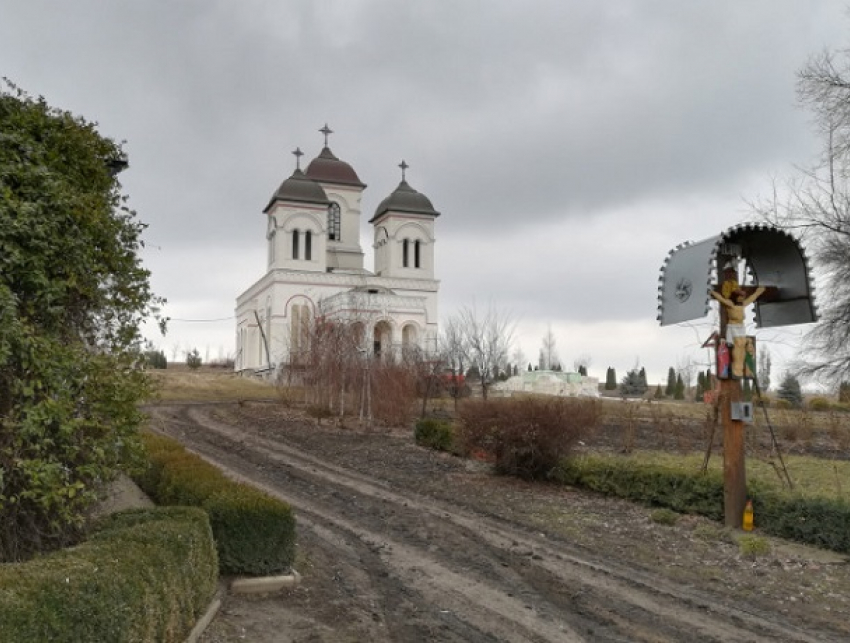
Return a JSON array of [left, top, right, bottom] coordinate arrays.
[[0, 507, 217, 643], [755, 492, 850, 554], [135, 432, 296, 575], [552, 455, 850, 554], [552, 455, 725, 520]]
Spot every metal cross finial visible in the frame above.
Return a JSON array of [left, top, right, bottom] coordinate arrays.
[[319, 123, 333, 147], [292, 147, 304, 170], [399, 159, 409, 181]]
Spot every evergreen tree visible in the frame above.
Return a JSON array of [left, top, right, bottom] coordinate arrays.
[[638, 367, 648, 390], [186, 348, 202, 370], [674, 374, 685, 400], [695, 371, 706, 400], [621, 368, 648, 396], [777, 372, 803, 408], [605, 366, 617, 390], [665, 367, 676, 396], [578, 364, 588, 376], [654, 384, 663, 399]]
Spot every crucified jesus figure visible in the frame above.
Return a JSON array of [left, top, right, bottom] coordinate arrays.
[[710, 286, 766, 378]]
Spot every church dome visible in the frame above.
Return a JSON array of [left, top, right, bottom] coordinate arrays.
[[370, 179, 440, 222], [305, 147, 366, 188], [263, 168, 330, 212]]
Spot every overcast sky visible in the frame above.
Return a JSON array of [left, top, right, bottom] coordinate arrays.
[[2, 1, 846, 385]]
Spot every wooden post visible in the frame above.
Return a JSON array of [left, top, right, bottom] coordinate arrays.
[[720, 377, 746, 527], [717, 253, 747, 528]]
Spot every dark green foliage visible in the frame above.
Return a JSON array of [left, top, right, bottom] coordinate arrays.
[[0, 507, 217, 643], [578, 364, 588, 376], [605, 367, 617, 390], [0, 83, 162, 561], [552, 455, 850, 555], [777, 372, 803, 408], [136, 432, 296, 574], [839, 381, 850, 403], [695, 371, 706, 400], [186, 348, 202, 370], [457, 398, 600, 479], [145, 348, 168, 369], [752, 492, 850, 554], [414, 418, 454, 452], [206, 485, 296, 575], [551, 456, 725, 520], [665, 367, 676, 396], [674, 374, 685, 400]]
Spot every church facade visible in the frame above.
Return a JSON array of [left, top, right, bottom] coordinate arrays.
[[235, 127, 440, 374]]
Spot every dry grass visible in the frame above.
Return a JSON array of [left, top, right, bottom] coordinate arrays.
[[147, 370, 277, 402]]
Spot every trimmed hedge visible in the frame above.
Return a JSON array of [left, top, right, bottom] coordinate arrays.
[[0, 506, 217, 643], [754, 492, 850, 554], [136, 431, 296, 575], [414, 418, 455, 452], [553, 454, 850, 554], [552, 455, 725, 520]]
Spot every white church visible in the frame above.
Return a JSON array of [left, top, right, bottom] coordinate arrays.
[[235, 126, 440, 374]]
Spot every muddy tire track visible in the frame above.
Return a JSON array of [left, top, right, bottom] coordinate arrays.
[[146, 403, 845, 643]]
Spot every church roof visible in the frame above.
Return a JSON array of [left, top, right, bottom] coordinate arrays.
[[305, 146, 366, 188], [263, 168, 330, 212], [369, 179, 440, 222]]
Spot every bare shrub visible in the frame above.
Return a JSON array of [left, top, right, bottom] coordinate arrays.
[[370, 361, 417, 426], [620, 401, 639, 453], [456, 397, 600, 479]]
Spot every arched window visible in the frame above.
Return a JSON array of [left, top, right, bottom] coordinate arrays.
[[305, 230, 312, 261], [290, 303, 311, 354], [328, 202, 341, 241], [292, 230, 300, 260], [402, 239, 409, 268], [414, 240, 421, 269]]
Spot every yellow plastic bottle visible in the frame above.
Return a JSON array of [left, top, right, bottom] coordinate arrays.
[[742, 499, 754, 531]]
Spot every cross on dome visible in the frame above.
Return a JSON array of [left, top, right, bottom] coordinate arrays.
[[292, 147, 304, 170], [319, 123, 333, 147], [399, 159, 409, 181]]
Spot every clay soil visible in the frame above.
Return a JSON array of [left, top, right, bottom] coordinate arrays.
[[143, 402, 850, 643]]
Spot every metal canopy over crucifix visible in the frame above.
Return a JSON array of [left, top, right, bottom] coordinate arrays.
[[657, 222, 817, 528], [657, 223, 818, 328]]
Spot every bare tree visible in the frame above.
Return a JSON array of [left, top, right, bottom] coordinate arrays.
[[454, 302, 516, 399], [511, 346, 526, 376], [440, 316, 469, 407], [753, 47, 850, 382], [540, 324, 558, 371]]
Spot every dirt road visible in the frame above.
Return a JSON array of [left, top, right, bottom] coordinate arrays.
[[145, 402, 849, 642]]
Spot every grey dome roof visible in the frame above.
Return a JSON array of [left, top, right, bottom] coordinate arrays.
[[370, 180, 440, 222], [264, 168, 330, 212], [305, 147, 366, 188]]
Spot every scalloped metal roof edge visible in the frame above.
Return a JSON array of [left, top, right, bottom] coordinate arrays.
[[657, 222, 819, 327]]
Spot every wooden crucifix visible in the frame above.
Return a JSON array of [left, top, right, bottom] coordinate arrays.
[[710, 256, 779, 527]]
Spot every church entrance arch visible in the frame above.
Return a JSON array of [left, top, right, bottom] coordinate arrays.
[[373, 321, 392, 358]]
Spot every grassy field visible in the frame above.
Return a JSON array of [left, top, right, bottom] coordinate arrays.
[[146, 369, 278, 402]]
